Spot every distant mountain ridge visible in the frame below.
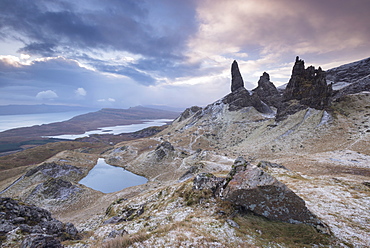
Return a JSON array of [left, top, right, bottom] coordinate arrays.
[[0, 104, 97, 115], [0, 106, 180, 139]]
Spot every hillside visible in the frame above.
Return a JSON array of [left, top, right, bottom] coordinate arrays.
[[0, 106, 179, 139], [0, 57, 369, 247], [0, 106, 179, 154]]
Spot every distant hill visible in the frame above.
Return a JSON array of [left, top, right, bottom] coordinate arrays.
[[143, 105, 186, 112], [0, 106, 180, 153], [0, 106, 180, 139], [0, 104, 96, 115]]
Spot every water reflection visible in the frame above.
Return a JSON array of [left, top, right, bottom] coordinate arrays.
[[79, 158, 147, 193]]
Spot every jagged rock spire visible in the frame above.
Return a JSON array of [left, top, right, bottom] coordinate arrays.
[[231, 60, 244, 92], [276, 56, 333, 121], [283, 56, 332, 109], [252, 72, 281, 108]]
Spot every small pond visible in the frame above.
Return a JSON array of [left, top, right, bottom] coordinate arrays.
[[79, 158, 147, 193]]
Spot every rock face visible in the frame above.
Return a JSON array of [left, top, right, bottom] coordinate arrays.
[[25, 162, 84, 181], [192, 158, 328, 232], [283, 56, 332, 109], [327, 57, 370, 100], [27, 178, 81, 201], [222, 61, 273, 113], [332, 77, 370, 100], [231, 60, 244, 92], [222, 87, 272, 113], [326, 57, 370, 85], [276, 56, 332, 121], [252, 72, 281, 108], [0, 197, 78, 247]]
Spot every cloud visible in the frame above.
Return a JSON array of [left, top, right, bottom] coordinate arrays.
[[97, 98, 116, 103], [217, 1, 366, 49], [0, 1, 369, 109], [0, 0, 198, 67], [18, 43, 56, 57], [75, 87, 87, 96], [188, 0, 370, 66], [36, 90, 58, 100]]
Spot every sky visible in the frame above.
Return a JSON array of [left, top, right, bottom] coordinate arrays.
[[0, 0, 369, 109]]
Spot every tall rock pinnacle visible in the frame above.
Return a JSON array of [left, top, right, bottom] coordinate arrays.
[[231, 60, 244, 92]]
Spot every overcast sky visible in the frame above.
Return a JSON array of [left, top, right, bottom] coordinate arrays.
[[1, 0, 369, 109]]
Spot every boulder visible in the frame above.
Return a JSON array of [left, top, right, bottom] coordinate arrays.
[[221, 166, 328, 232], [192, 157, 329, 233]]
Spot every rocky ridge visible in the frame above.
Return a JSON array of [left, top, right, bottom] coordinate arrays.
[[0, 56, 369, 247]]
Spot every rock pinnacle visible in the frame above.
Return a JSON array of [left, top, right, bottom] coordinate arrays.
[[231, 60, 244, 92]]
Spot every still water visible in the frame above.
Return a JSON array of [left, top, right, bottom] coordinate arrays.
[[0, 111, 93, 132], [45, 119, 173, 139], [79, 158, 147, 193]]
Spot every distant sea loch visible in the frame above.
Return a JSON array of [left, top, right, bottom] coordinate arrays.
[[0, 111, 93, 133]]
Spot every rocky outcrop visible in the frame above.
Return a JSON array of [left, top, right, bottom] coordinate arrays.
[[177, 106, 202, 122], [223, 61, 273, 113], [332, 77, 370, 100], [326, 57, 370, 85], [283, 56, 332, 109], [0, 197, 78, 247], [25, 162, 84, 181], [252, 72, 282, 108], [231, 60, 244, 92], [222, 87, 272, 113], [154, 141, 175, 161], [327, 57, 370, 100], [192, 158, 329, 233], [193, 173, 224, 193], [27, 178, 81, 201], [277, 57, 332, 121]]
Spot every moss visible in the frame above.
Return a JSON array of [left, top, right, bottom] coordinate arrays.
[[233, 213, 336, 247], [176, 183, 213, 206]]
